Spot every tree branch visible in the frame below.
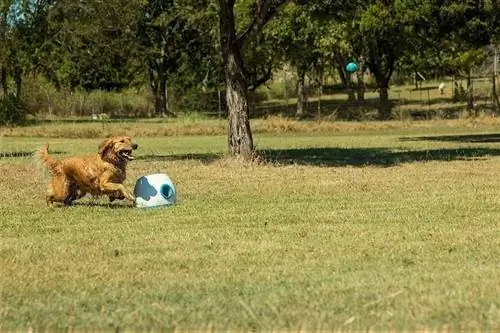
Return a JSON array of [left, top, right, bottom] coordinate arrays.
[[237, 0, 289, 47], [248, 65, 273, 91]]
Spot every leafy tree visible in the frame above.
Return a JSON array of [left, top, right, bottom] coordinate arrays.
[[346, 0, 435, 119], [398, 0, 495, 110], [316, 20, 364, 101], [137, 0, 218, 116], [266, 3, 324, 117], [0, 0, 53, 99], [435, 0, 494, 110], [0, 0, 46, 123]]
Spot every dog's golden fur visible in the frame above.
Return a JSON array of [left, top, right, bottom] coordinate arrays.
[[36, 136, 138, 207]]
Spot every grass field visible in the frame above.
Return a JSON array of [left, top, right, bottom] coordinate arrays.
[[1, 118, 500, 332]]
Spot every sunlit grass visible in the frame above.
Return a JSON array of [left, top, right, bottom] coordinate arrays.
[[3, 112, 500, 139]]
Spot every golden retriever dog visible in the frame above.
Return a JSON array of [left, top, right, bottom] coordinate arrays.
[[36, 136, 138, 207]]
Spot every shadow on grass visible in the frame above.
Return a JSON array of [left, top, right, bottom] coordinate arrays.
[[0, 150, 65, 159], [139, 147, 500, 168], [260, 147, 500, 167], [70, 201, 134, 209], [410, 85, 439, 91], [252, 97, 385, 119], [253, 95, 465, 120], [137, 153, 222, 164], [400, 133, 500, 143]]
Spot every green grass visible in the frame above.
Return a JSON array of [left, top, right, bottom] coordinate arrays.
[[1, 121, 500, 332]]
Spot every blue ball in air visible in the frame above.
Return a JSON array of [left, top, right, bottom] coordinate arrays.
[[346, 62, 358, 73]]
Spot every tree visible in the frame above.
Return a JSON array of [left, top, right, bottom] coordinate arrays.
[[0, 1, 10, 97], [317, 21, 363, 101], [348, 1, 432, 119], [218, 0, 290, 159], [267, 3, 325, 117], [311, 0, 438, 119], [0, 0, 54, 99], [435, 0, 493, 111], [137, 0, 217, 116], [398, 0, 495, 110]]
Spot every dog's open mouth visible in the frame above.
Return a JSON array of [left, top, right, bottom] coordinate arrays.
[[119, 149, 134, 160]]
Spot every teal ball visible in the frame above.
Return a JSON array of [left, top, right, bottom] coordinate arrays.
[[346, 62, 358, 73]]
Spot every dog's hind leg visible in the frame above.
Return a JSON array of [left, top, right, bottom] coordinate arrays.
[[63, 182, 79, 205], [46, 175, 73, 207]]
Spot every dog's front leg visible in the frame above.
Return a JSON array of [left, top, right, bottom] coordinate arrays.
[[99, 181, 135, 201], [108, 191, 125, 202]]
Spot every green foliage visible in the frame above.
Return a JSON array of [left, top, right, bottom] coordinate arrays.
[[266, 3, 334, 74], [137, 0, 219, 87], [398, 0, 495, 76], [38, 0, 142, 91], [0, 94, 27, 125]]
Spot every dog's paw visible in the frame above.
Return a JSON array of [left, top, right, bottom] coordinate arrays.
[[109, 192, 125, 202]]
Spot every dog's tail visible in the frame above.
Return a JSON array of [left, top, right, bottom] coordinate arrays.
[[35, 144, 62, 175]]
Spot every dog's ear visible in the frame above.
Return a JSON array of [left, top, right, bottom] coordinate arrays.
[[98, 138, 114, 157]]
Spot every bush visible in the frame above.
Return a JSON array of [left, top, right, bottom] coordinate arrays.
[[0, 94, 27, 126], [21, 75, 154, 118]]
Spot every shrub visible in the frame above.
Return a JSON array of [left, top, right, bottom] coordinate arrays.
[[22, 75, 154, 118], [0, 94, 27, 126]]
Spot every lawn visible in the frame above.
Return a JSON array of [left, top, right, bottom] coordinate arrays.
[[1, 119, 500, 332]]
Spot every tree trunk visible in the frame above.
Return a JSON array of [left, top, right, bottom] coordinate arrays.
[[356, 83, 365, 101], [0, 66, 7, 97], [296, 67, 308, 118], [356, 73, 366, 101], [338, 64, 355, 101], [347, 88, 356, 101], [378, 85, 390, 120], [493, 47, 499, 112], [369, 55, 395, 120], [148, 68, 157, 117], [148, 65, 171, 117], [316, 67, 324, 120], [219, 0, 254, 160], [356, 65, 365, 101], [466, 69, 474, 114], [13, 65, 22, 100], [155, 72, 168, 116]]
